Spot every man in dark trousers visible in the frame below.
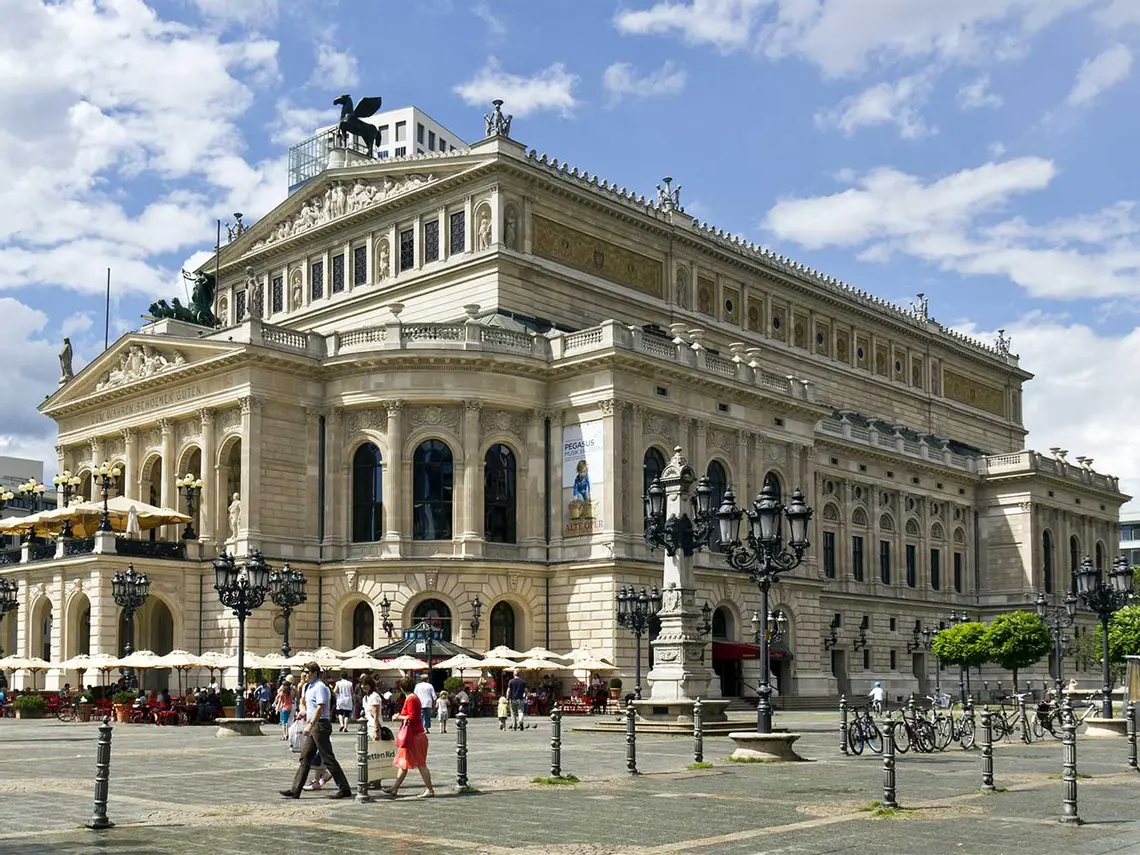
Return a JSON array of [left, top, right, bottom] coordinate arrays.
[[281, 662, 353, 799], [507, 669, 528, 731]]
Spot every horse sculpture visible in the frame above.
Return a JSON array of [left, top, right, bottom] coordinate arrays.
[[148, 271, 217, 328], [333, 94, 384, 156]]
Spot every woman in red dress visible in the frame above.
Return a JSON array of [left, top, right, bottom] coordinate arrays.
[[385, 675, 435, 798]]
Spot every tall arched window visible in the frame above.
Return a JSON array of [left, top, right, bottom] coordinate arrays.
[[763, 471, 782, 502], [352, 443, 383, 543], [1070, 535, 1080, 594], [712, 607, 730, 640], [643, 448, 666, 531], [484, 444, 517, 543], [352, 601, 374, 648], [1095, 541, 1105, 573], [413, 440, 453, 540], [706, 460, 728, 549], [413, 598, 453, 641], [1043, 530, 1054, 595], [490, 601, 516, 649]]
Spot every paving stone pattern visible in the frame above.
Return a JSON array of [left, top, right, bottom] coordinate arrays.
[[1, 712, 1138, 854]]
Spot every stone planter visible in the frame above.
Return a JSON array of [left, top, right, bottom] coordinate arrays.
[[609, 687, 621, 700], [14, 708, 43, 720], [112, 703, 130, 723], [76, 703, 93, 723], [222, 706, 237, 719]]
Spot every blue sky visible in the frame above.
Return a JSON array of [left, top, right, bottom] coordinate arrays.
[[2, 0, 1139, 509]]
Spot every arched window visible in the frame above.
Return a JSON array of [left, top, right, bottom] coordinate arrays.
[[490, 601, 516, 649], [78, 606, 91, 656], [1070, 535, 1080, 594], [352, 602, 374, 649], [706, 460, 728, 549], [1095, 541, 1105, 574], [763, 471, 782, 502], [1043, 530, 1054, 594], [351, 443, 383, 543], [413, 440, 453, 540], [413, 598, 453, 642], [484, 444, 517, 543], [712, 607, 730, 640], [40, 606, 53, 663], [643, 448, 666, 531]]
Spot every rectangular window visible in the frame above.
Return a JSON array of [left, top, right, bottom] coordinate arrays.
[[862, 649, 870, 670], [930, 548, 941, 591], [889, 650, 897, 670], [378, 124, 389, 145], [417, 123, 424, 143], [331, 253, 345, 293], [823, 531, 836, 579], [395, 121, 406, 141], [449, 211, 466, 253], [271, 275, 283, 314], [416, 148, 424, 155], [879, 540, 891, 585], [399, 228, 414, 271], [353, 245, 367, 286], [428, 129, 435, 150], [378, 151, 389, 159], [394, 146, 406, 157], [235, 290, 247, 321], [423, 220, 439, 263], [439, 137, 447, 151], [954, 552, 964, 593], [851, 535, 864, 582], [906, 544, 917, 588], [310, 260, 324, 300]]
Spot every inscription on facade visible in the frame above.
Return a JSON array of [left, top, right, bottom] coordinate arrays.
[[84, 384, 205, 426], [942, 369, 1005, 417], [531, 215, 663, 299]]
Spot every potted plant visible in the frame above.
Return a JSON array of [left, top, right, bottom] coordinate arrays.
[[111, 691, 135, 723], [608, 677, 623, 700], [442, 676, 465, 695], [13, 694, 47, 719], [76, 694, 93, 722], [218, 688, 237, 718]]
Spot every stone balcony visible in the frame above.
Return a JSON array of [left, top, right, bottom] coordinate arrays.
[[977, 450, 1122, 493], [816, 415, 979, 473]]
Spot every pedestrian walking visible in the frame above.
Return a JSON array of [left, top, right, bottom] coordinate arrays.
[[497, 694, 509, 729], [275, 675, 295, 739], [436, 691, 450, 734], [280, 662, 352, 800], [257, 680, 273, 721], [333, 671, 354, 732], [383, 676, 435, 799], [361, 678, 384, 741], [507, 669, 527, 731], [413, 673, 438, 733]]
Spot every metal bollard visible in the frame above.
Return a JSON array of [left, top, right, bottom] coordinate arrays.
[[354, 718, 374, 803], [1127, 701, 1137, 772], [693, 698, 704, 764], [966, 698, 976, 750], [839, 695, 849, 756], [456, 709, 469, 790], [1019, 696, 1029, 744], [1060, 697, 1081, 824], [881, 720, 899, 809], [550, 702, 563, 778], [625, 699, 638, 775], [979, 708, 994, 791], [87, 716, 114, 830]]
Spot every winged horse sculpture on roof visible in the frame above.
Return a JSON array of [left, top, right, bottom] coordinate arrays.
[[332, 94, 384, 156]]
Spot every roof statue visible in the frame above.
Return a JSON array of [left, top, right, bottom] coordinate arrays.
[[148, 271, 217, 328], [656, 176, 681, 212], [58, 337, 73, 385], [333, 94, 383, 156], [995, 328, 1011, 356], [484, 99, 512, 138]]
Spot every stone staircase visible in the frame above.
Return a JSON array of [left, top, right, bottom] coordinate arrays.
[[725, 695, 840, 713]]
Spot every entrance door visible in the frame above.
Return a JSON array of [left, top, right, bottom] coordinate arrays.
[[831, 649, 849, 697], [912, 653, 928, 697], [712, 657, 743, 696]]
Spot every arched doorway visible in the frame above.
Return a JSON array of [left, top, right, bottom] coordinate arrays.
[[31, 599, 53, 663], [643, 448, 666, 534], [489, 601, 516, 650], [763, 471, 782, 502], [412, 599, 452, 641], [119, 599, 174, 691], [140, 455, 162, 541], [711, 606, 743, 696], [352, 601, 374, 649], [66, 593, 92, 659]]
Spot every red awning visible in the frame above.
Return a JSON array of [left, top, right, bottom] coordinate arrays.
[[712, 641, 793, 661]]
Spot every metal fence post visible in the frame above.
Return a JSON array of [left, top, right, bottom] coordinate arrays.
[[1126, 701, 1137, 772], [456, 708, 469, 790], [693, 698, 704, 764], [626, 699, 638, 775], [87, 716, 114, 830], [1018, 695, 1030, 744], [550, 702, 563, 778], [980, 707, 994, 792], [354, 718, 374, 803], [839, 695, 849, 756], [881, 720, 899, 809], [1060, 697, 1081, 825]]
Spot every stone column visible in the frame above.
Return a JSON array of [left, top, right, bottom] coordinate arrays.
[[88, 437, 102, 499], [238, 396, 264, 555], [600, 399, 619, 539], [547, 409, 564, 557], [325, 408, 346, 557], [159, 418, 176, 540], [198, 409, 215, 546], [463, 196, 473, 252], [383, 400, 404, 556], [522, 409, 546, 556], [461, 401, 484, 555], [120, 429, 137, 502], [734, 430, 751, 501], [626, 406, 645, 544]]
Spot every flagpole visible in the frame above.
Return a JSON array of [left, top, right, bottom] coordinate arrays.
[[104, 268, 111, 350]]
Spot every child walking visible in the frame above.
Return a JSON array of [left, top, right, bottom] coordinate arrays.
[[496, 694, 509, 730], [436, 691, 450, 734]]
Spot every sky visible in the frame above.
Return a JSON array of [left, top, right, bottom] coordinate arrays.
[[1, 0, 1139, 511]]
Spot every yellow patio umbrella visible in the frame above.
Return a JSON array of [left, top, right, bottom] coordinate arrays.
[[66, 497, 191, 537]]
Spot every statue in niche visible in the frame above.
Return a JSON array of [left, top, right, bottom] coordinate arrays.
[[375, 239, 390, 280], [477, 209, 492, 250], [676, 268, 690, 310], [289, 269, 303, 310], [504, 207, 518, 250], [228, 493, 242, 542], [59, 338, 73, 384]]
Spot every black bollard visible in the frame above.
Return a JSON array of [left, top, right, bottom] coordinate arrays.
[[550, 702, 563, 778], [456, 708, 469, 790], [881, 720, 899, 809], [980, 708, 994, 791], [354, 718, 373, 803], [87, 716, 114, 830], [1127, 701, 1137, 772], [693, 698, 704, 764], [626, 699, 638, 775], [1019, 695, 1030, 744], [1060, 697, 1081, 825], [839, 695, 849, 756], [966, 698, 976, 750]]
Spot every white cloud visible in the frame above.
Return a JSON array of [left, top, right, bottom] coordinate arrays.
[[60, 312, 94, 338], [0, 297, 68, 456], [453, 57, 579, 117], [271, 98, 338, 144], [602, 60, 687, 104], [989, 141, 1008, 158], [1065, 43, 1133, 107], [957, 74, 1004, 109], [473, 3, 507, 39], [816, 75, 934, 138], [614, 0, 766, 53], [310, 42, 359, 90], [763, 158, 1140, 300], [190, 0, 279, 28]]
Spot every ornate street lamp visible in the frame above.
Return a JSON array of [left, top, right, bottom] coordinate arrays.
[[176, 473, 204, 540], [379, 594, 394, 640], [1075, 555, 1134, 719], [697, 601, 712, 638], [51, 471, 83, 538], [1035, 591, 1076, 698], [268, 561, 307, 684], [214, 551, 270, 719], [823, 614, 840, 651], [752, 608, 788, 645], [642, 474, 716, 556], [0, 488, 13, 511], [716, 483, 813, 733], [112, 565, 150, 688], [93, 462, 121, 533], [616, 584, 661, 700], [17, 479, 47, 544], [852, 615, 869, 651], [469, 595, 483, 637]]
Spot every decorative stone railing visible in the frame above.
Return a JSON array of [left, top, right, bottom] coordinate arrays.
[[816, 417, 977, 473], [976, 450, 1120, 492]]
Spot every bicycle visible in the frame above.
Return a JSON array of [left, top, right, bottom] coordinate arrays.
[[847, 705, 882, 755], [56, 702, 78, 722], [926, 697, 975, 750]]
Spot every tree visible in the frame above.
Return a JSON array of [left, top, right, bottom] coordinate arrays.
[[1106, 604, 1140, 664], [982, 611, 1051, 693], [931, 622, 988, 670]]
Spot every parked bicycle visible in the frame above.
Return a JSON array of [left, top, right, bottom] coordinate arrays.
[[847, 705, 883, 755]]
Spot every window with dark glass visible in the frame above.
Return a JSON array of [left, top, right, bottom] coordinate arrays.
[[889, 650, 896, 670], [930, 548, 941, 590], [711, 608, 729, 640], [763, 471, 782, 502], [450, 211, 465, 253], [1070, 535, 1079, 594], [353, 245, 367, 286], [417, 123, 424, 144], [428, 129, 435, 150], [378, 124, 389, 145], [395, 121, 406, 141], [423, 220, 439, 263], [643, 447, 666, 530], [413, 598, 452, 641], [905, 544, 917, 588], [310, 260, 324, 299], [852, 535, 865, 581], [271, 275, 283, 313], [399, 229, 414, 271], [706, 460, 728, 551], [439, 137, 447, 151], [862, 648, 870, 669], [823, 531, 836, 578], [413, 440, 453, 540], [352, 601, 374, 648], [351, 443, 383, 543], [879, 540, 891, 584], [953, 552, 963, 593], [1043, 530, 1053, 594], [235, 290, 247, 321], [490, 601, 515, 649], [331, 253, 345, 293], [484, 444, 516, 543], [394, 146, 406, 157]]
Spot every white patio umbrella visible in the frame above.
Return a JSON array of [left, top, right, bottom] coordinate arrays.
[[341, 644, 374, 658], [154, 649, 206, 695], [476, 656, 521, 670], [482, 645, 526, 659], [436, 654, 485, 670], [286, 649, 344, 668], [521, 646, 567, 661], [388, 655, 429, 671], [563, 645, 613, 664], [214, 652, 270, 670], [0, 656, 52, 690], [339, 655, 399, 671], [515, 658, 569, 671], [571, 658, 619, 672]]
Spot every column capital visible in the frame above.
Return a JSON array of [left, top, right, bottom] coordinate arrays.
[[385, 399, 405, 415], [304, 406, 328, 421], [632, 404, 647, 420], [737, 429, 751, 447], [119, 427, 135, 441], [694, 419, 708, 435], [239, 396, 265, 415], [158, 418, 173, 435], [197, 407, 214, 426], [463, 400, 483, 417], [678, 415, 692, 432]]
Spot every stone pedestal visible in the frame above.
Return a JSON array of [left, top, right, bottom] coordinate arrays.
[[633, 698, 730, 724], [1084, 718, 1129, 738], [727, 731, 804, 761], [214, 718, 264, 737]]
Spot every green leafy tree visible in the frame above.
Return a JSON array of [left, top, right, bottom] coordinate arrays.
[[1106, 604, 1140, 664], [931, 621, 988, 671], [982, 611, 1051, 693]]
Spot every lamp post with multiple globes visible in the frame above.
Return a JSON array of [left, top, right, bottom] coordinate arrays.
[[1074, 555, 1134, 719], [51, 471, 82, 538], [175, 473, 204, 540], [268, 561, 307, 685], [213, 551, 270, 719]]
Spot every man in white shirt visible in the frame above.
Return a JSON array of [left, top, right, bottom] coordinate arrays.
[[281, 663, 352, 799], [333, 672, 355, 732], [413, 673, 438, 732]]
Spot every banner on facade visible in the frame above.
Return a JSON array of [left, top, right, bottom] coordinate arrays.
[[562, 420, 604, 537]]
